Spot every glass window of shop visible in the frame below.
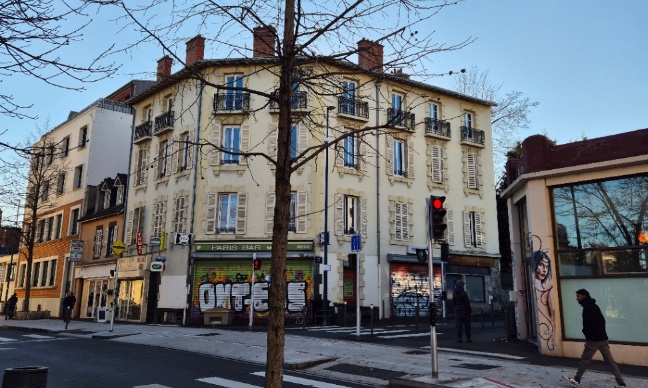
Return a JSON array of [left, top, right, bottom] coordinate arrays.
[[117, 279, 144, 321], [552, 174, 648, 343]]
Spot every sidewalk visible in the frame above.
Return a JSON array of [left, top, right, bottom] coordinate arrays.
[[1, 317, 647, 388]]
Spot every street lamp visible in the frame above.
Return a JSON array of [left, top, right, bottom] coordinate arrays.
[[323, 105, 335, 319]]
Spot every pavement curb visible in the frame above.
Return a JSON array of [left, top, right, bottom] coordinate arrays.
[[284, 357, 337, 370], [92, 332, 141, 340]]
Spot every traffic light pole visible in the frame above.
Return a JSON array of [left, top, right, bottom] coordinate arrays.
[[427, 196, 439, 378]]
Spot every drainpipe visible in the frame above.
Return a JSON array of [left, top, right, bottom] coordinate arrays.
[[374, 78, 382, 318]]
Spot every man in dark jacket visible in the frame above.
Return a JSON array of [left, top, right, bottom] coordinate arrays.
[[562, 289, 626, 388], [454, 280, 472, 343], [5, 293, 18, 320]]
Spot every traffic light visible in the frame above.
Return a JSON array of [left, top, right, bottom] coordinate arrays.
[[253, 259, 262, 270], [429, 302, 437, 326], [430, 195, 447, 241], [416, 248, 428, 263], [440, 242, 449, 262]]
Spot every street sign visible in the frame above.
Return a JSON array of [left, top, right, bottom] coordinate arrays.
[[150, 237, 161, 246], [70, 240, 84, 262], [111, 240, 126, 256], [351, 235, 362, 252], [150, 262, 164, 272]]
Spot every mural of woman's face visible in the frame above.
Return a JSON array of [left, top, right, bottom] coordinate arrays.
[[535, 257, 549, 280]]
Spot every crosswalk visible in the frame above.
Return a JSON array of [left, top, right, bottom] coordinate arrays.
[[287, 324, 437, 339], [135, 371, 357, 388], [0, 334, 64, 348]]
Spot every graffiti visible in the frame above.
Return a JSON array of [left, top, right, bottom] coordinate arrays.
[[390, 264, 442, 318], [531, 240, 556, 351], [197, 280, 307, 314]]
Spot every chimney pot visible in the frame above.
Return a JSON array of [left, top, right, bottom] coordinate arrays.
[[186, 35, 205, 66], [253, 26, 277, 57], [358, 39, 384, 72], [157, 56, 173, 81]]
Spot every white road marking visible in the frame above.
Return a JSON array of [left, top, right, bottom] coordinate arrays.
[[252, 371, 352, 387], [23, 334, 55, 339], [197, 376, 260, 387], [378, 332, 431, 339], [421, 346, 526, 360], [0, 337, 17, 342]]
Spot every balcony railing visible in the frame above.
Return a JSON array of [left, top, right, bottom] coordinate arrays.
[[460, 126, 486, 146], [269, 91, 308, 111], [387, 108, 415, 130], [133, 121, 152, 143], [154, 111, 174, 135], [424, 118, 451, 138], [337, 96, 369, 119], [213, 93, 250, 112]]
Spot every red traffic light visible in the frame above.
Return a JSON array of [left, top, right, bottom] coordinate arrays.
[[432, 196, 446, 210], [253, 259, 262, 270]]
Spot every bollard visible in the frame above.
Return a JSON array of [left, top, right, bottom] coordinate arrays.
[[370, 304, 374, 335], [3, 366, 48, 388]]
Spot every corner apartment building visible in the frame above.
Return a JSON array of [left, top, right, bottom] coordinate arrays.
[[122, 28, 500, 325], [501, 131, 648, 366]]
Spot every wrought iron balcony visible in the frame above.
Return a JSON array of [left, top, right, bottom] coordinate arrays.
[[133, 121, 152, 143], [213, 93, 250, 112], [460, 126, 485, 146], [154, 111, 174, 136], [424, 118, 451, 138], [387, 108, 415, 130], [337, 96, 369, 119], [269, 91, 308, 111]]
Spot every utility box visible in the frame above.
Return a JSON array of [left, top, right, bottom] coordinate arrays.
[[203, 307, 234, 326]]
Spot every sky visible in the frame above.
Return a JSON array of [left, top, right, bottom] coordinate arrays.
[[1, 1, 647, 167]]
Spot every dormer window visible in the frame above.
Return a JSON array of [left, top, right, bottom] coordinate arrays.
[[116, 184, 124, 205], [103, 188, 111, 209]]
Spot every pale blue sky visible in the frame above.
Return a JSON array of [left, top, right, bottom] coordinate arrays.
[[2, 0, 647, 148]]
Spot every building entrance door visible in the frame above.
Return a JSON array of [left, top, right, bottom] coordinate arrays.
[[117, 279, 143, 321]]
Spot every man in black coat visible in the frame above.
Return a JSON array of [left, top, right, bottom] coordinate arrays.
[[5, 293, 18, 320], [562, 289, 626, 388], [454, 280, 472, 343]]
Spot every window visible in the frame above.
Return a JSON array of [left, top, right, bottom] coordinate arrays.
[[390, 93, 404, 125], [116, 184, 124, 205], [126, 207, 146, 245], [53, 214, 62, 239], [393, 140, 406, 177], [464, 276, 485, 303], [343, 132, 356, 168], [73, 165, 83, 189], [45, 217, 53, 241], [152, 201, 165, 238], [48, 259, 56, 286], [173, 197, 187, 233], [341, 81, 356, 115], [217, 193, 238, 233], [164, 95, 173, 112], [41, 180, 50, 201], [103, 187, 112, 209], [343, 195, 358, 235], [145, 105, 152, 122], [466, 152, 479, 190], [222, 127, 241, 165], [431, 145, 444, 183], [463, 112, 473, 129], [463, 211, 483, 248], [69, 208, 80, 235], [32, 262, 40, 287], [28, 258, 57, 288], [61, 136, 70, 157], [78, 126, 88, 149], [225, 75, 244, 110], [289, 124, 298, 158], [93, 226, 103, 258], [428, 103, 439, 121], [56, 173, 66, 195], [265, 191, 306, 234], [288, 193, 297, 232], [105, 222, 118, 256], [18, 263, 26, 288], [46, 145, 55, 165], [135, 148, 148, 185], [158, 140, 169, 178], [37, 220, 45, 243], [179, 132, 191, 171], [394, 201, 409, 241]]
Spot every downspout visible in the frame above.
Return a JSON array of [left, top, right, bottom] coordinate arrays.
[[185, 80, 204, 324], [374, 79, 382, 318]]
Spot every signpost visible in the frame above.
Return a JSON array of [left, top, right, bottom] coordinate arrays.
[[108, 240, 125, 333], [111, 240, 126, 256], [351, 235, 361, 338]]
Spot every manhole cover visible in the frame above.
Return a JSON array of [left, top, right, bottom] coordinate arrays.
[[455, 363, 500, 370], [325, 363, 406, 380]]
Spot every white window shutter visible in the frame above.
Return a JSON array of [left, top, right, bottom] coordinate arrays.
[[447, 209, 455, 246], [102, 225, 109, 253], [133, 150, 141, 186], [140, 148, 148, 185], [359, 138, 368, 171], [401, 203, 409, 240], [171, 135, 179, 174], [385, 136, 394, 176], [475, 212, 484, 248], [94, 228, 103, 258], [265, 192, 275, 234], [298, 123, 308, 156], [154, 142, 161, 180], [236, 192, 247, 234], [268, 122, 278, 160], [209, 125, 221, 166], [407, 140, 415, 178], [206, 193, 217, 234], [240, 124, 250, 166], [125, 210, 134, 245], [394, 202, 402, 240], [296, 191, 307, 233], [432, 145, 443, 183], [187, 130, 194, 169], [467, 152, 478, 189], [334, 193, 344, 235], [360, 196, 368, 238], [463, 211, 472, 248]]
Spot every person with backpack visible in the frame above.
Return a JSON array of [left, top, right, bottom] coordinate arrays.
[[5, 293, 18, 320]]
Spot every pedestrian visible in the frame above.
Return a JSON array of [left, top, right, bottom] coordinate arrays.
[[62, 292, 76, 321], [5, 293, 18, 320], [562, 289, 626, 388], [454, 279, 472, 343]]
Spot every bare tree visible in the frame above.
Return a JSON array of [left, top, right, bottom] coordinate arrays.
[[454, 65, 539, 177], [105, 1, 474, 386], [0, 0, 117, 120]]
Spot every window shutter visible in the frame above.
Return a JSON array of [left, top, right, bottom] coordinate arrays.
[[43, 221, 50, 242], [359, 138, 368, 171], [265, 192, 275, 234], [407, 140, 415, 178], [154, 142, 161, 180], [94, 228, 103, 258], [467, 152, 478, 189], [206, 193, 217, 234], [187, 130, 194, 169], [394, 202, 402, 240], [296, 191, 307, 233], [102, 225, 109, 254], [209, 125, 221, 166], [360, 196, 368, 238], [334, 193, 344, 235], [112, 226, 118, 247], [463, 211, 472, 248], [298, 123, 308, 157], [125, 210, 134, 245], [401, 203, 410, 240], [475, 212, 484, 248], [432, 145, 443, 183], [236, 192, 247, 234], [385, 136, 394, 176], [171, 135, 179, 174], [447, 209, 455, 246], [268, 122, 278, 161], [139, 149, 148, 185], [240, 124, 250, 166]]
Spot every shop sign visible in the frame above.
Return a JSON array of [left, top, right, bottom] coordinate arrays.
[[195, 241, 314, 252], [150, 237, 161, 246], [69, 240, 84, 262], [154, 256, 166, 262], [118, 256, 150, 271], [136, 232, 143, 254], [150, 262, 164, 272]]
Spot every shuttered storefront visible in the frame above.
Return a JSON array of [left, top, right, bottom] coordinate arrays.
[[390, 262, 442, 318]]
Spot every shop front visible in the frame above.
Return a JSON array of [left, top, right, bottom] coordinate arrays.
[[388, 254, 443, 318], [115, 256, 151, 322], [190, 240, 315, 325]]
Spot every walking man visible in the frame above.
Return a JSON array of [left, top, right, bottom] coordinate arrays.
[[563, 289, 626, 388], [5, 293, 18, 320], [63, 292, 76, 327], [454, 280, 472, 343]]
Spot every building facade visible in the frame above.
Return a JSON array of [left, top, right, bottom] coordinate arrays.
[[121, 29, 500, 325], [501, 131, 648, 366]]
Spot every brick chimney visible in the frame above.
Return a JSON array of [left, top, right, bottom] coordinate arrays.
[[253, 26, 276, 57], [358, 39, 384, 72], [186, 35, 205, 66], [392, 69, 410, 79], [157, 56, 172, 81]]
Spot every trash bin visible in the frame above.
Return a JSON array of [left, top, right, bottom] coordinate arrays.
[[2, 366, 48, 388], [333, 303, 346, 326]]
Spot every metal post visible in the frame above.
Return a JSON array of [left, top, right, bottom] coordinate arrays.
[[356, 248, 361, 338], [109, 261, 119, 332], [370, 304, 374, 335], [249, 253, 256, 327], [323, 106, 335, 320], [427, 197, 439, 378]]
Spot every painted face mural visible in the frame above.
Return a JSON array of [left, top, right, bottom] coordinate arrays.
[[532, 251, 556, 351]]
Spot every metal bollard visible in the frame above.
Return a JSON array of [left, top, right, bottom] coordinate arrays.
[[370, 304, 374, 335]]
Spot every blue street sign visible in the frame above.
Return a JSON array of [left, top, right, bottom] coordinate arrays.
[[351, 235, 362, 252]]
